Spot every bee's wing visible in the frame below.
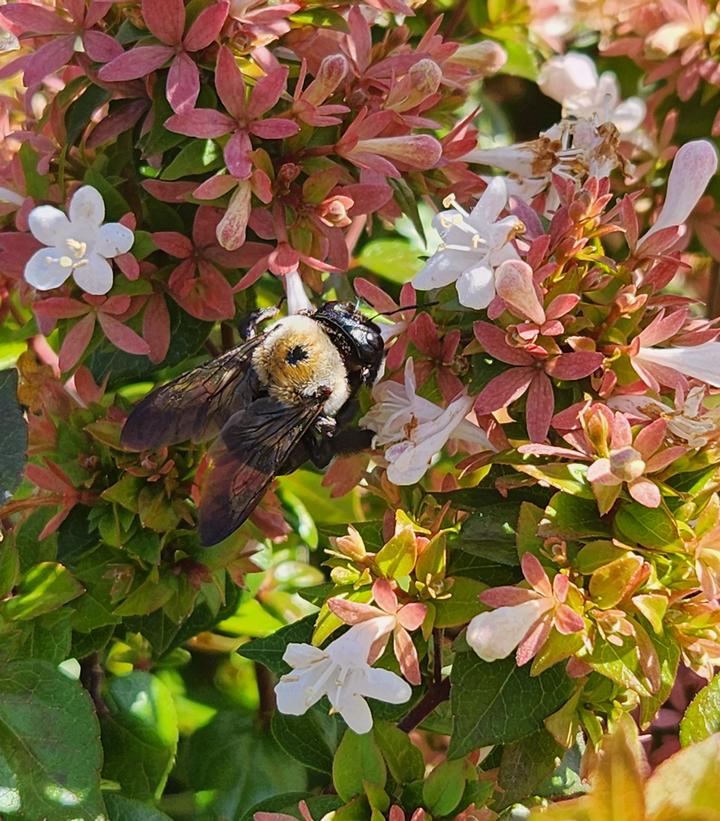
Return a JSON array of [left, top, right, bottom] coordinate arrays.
[[121, 338, 263, 450], [198, 396, 323, 546]]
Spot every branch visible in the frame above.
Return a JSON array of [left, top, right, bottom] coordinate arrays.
[[398, 677, 451, 733], [80, 652, 109, 717]]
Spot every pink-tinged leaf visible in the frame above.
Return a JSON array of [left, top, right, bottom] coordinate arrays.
[[224, 130, 253, 179], [58, 313, 96, 372], [518, 443, 588, 459], [327, 598, 381, 624], [2, 3, 73, 34], [480, 586, 540, 607], [547, 351, 603, 380], [33, 298, 89, 320], [165, 108, 234, 138], [522, 553, 552, 596], [97, 313, 151, 355], [142, 0, 184, 45], [152, 231, 193, 258], [473, 367, 533, 415], [637, 308, 688, 347], [554, 604, 585, 635], [87, 99, 149, 148], [142, 179, 195, 203], [248, 66, 289, 119], [372, 578, 398, 613], [38, 506, 74, 541], [545, 293, 580, 320], [343, 183, 394, 214], [515, 617, 551, 666], [166, 52, 200, 114], [353, 277, 397, 313], [183, 0, 228, 52], [0, 232, 41, 278], [645, 445, 686, 473], [85, 0, 115, 28], [26, 463, 71, 494], [24, 35, 75, 86], [98, 44, 173, 82], [194, 174, 237, 199], [394, 627, 421, 685], [473, 321, 535, 365], [610, 412, 633, 449], [249, 117, 300, 139], [397, 602, 427, 631], [586, 457, 617, 485], [101, 295, 132, 316], [115, 252, 140, 280], [552, 573, 569, 602], [215, 46, 246, 120], [83, 30, 124, 62], [526, 372, 554, 443], [73, 366, 105, 405], [628, 478, 661, 508], [633, 418, 667, 459], [495, 259, 546, 324]]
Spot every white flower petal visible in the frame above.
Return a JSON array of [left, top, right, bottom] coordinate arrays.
[[284, 269, 314, 315], [69, 185, 105, 230], [28, 205, 71, 246], [413, 248, 470, 290], [612, 97, 646, 134], [639, 140, 718, 245], [462, 146, 537, 177], [637, 343, 720, 388], [359, 667, 413, 704], [333, 691, 374, 735], [471, 176, 508, 224], [96, 222, 134, 258], [538, 53, 599, 104], [282, 642, 327, 667], [23, 247, 72, 291], [456, 264, 495, 309], [466, 599, 550, 662], [72, 253, 113, 295], [275, 668, 327, 715]]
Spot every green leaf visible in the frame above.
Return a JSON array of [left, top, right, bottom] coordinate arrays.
[[18, 143, 49, 199], [101, 672, 179, 801], [0, 659, 104, 820], [161, 140, 223, 180], [543, 493, 611, 540], [66, 84, 111, 146], [289, 8, 349, 29], [449, 653, 574, 758], [614, 501, 680, 549], [104, 793, 173, 821], [639, 625, 680, 727], [0, 370, 27, 498], [498, 39, 539, 81], [434, 576, 486, 628], [457, 501, 522, 565], [3, 562, 84, 621], [680, 673, 720, 746], [0, 537, 19, 598], [423, 758, 466, 815], [355, 239, 424, 283], [17, 611, 72, 665], [497, 728, 564, 808], [586, 634, 651, 698], [374, 721, 424, 783], [238, 614, 315, 675], [389, 178, 427, 246], [332, 729, 386, 803], [515, 463, 592, 498], [270, 706, 338, 775], [83, 168, 131, 221], [375, 527, 417, 579]]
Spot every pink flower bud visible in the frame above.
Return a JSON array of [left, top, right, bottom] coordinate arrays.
[[353, 135, 442, 171], [216, 180, 251, 251], [318, 194, 354, 228], [303, 53, 348, 106], [451, 40, 507, 75], [609, 446, 646, 482], [495, 259, 545, 325]]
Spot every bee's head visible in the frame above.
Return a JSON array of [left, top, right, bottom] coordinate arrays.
[[312, 301, 384, 385]]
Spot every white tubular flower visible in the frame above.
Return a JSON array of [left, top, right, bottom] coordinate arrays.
[[274, 615, 410, 735], [412, 178, 523, 310], [284, 269, 314, 314], [24, 186, 133, 295], [538, 53, 646, 136], [360, 359, 493, 486], [466, 599, 552, 662], [635, 341, 720, 388]]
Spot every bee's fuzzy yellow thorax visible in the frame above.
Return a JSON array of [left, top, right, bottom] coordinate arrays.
[[252, 315, 350, 416]]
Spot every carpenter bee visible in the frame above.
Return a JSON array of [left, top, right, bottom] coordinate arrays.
[[121, 302, 384, 546]]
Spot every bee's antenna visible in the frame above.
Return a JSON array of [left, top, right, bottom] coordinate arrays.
[[370, 300, 438, 320]]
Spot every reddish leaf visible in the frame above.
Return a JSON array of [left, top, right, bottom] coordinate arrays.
[[58, 313, 96, 372], [97, 313, 151, 355]]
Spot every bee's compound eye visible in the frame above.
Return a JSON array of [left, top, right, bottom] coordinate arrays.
[[285, 345, 309, 366]]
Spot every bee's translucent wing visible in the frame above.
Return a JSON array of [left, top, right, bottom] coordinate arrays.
[[121, 337, 263, 450], [198, 396, 324, 546]]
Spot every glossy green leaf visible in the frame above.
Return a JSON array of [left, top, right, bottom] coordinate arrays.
[[101, 672, 179, 801], [680, 673, 720, 746], [374, 721, 424, 783], [105, 793, 173, 821], [161, 139, 222, 180], [423, 757, 466, 815], [543, 493, 611, 540], [332, 729, 386, 803], [434, 576, 486, 627], [355, 239, 424, 283], [238, 614, 315, 675], [3, 562, 84, 621], [614, 501, 680, 549], [270, 706, 339, 775], [375, 527, 417, 579], [0, 659, 104, 820], [0, 370, 27, 498], [497, 728, 564, 808], [449, 653, 574, 757]]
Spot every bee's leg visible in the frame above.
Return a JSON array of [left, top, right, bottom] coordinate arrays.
[[305, 423, 374, 468], [237, 306, 280, 340]]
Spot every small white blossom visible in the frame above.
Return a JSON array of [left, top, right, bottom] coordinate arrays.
[[24, 185, 134, 295], [274, 615, 410, 734], [360, 358, 493, 485], [635, 341, 720, 389], [284, 269, 314, 314], [412, 177, 523, 310], [467, 599, 552, 662], [538, 53, 646, 138]]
